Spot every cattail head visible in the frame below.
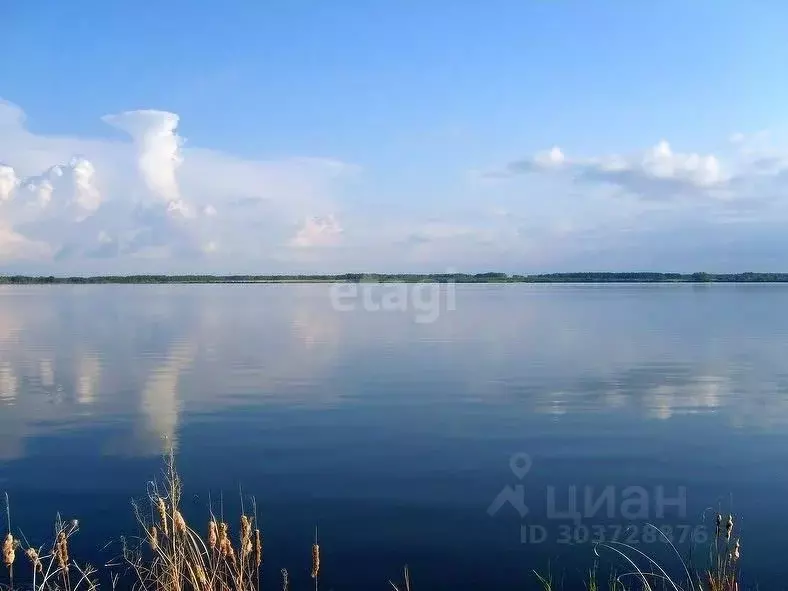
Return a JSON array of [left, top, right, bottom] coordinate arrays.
[[156, 497, 169, 537], [208, 520, 218, 551], [311, 542, 320, 579], [56, 531, 69, 570], [219, 522, 229, 557], [2, 533, 15, 568], [149, 525, 159, 551], [25, 547, 42, 573], [715, 513, 722, 537], [726, 514, 734, 541], [195, 564, 207, 586], [733, 538, 741, 561], [281, 568, 289, 591], [254, 528, 263, 567], [240, 516, 252, 557], [226, 541, 237, 566], [174, 511, 187, 535]]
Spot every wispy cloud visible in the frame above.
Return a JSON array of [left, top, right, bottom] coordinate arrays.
[[484, 140, 739, 201]]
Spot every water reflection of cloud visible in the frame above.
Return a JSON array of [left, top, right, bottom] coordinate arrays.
[[534, 393, 568, 416], [645, 375, 725, 419], [161, 286, 349, 410], [76, 354, 101, 406], [39, 358, 55, 388], [0, 285, 354, 462], [138, 341, 196, 454], [4, 284, 788, 465], [291, 309, 339, 350], [525, 364, 788, 428], [0, 362, 17, 405]]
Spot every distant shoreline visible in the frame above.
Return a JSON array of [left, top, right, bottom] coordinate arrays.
[[2, 272, 788, 284]]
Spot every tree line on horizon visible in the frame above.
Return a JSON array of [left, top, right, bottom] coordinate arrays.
[[1, 271, 788, 284]]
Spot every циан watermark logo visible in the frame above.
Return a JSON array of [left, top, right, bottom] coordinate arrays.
[[328, 273, 457, 324], [488, 452, 709, 546], [487, 452, 532, 519]]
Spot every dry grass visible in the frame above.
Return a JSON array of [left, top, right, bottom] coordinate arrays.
[[2, 457, 745, 591], [572, 515, 743, 591], [387, 566, 411, 591], [1, 504, 97, 591], [0, 453, 289, 591], [704, 514, 740, 591], [121, 451, 275, 591]]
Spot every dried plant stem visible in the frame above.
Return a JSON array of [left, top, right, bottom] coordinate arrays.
[[3, 493, 13, 588], [311, 527, 320, 591]]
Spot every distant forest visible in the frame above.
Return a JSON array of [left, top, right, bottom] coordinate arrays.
[[2, 272, 788, 284]]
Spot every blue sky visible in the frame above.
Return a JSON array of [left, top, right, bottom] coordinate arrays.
[[2, 0, 788, 273]]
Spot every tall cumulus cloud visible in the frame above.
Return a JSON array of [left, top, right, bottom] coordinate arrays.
[[0, 99, 355, 271]]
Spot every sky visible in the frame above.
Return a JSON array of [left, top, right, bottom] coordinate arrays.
[[2, 0, 788, 274]]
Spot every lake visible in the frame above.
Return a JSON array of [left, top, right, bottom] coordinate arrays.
[[1, 283, 787, 589]]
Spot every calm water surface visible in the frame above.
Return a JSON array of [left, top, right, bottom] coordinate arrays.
[[1, 284, 787, 589]]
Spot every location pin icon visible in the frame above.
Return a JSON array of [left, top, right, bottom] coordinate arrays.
[[510, 452, 532, 480]]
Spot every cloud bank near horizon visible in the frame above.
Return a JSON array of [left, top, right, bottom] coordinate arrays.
[[0, 98, 356, 272], [1, 98, 788, 273]]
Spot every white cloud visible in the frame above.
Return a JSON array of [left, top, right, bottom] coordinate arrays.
[[71, 157, 101, 211], [457, 131, 788, 270], [0, 164, 18, 202], [290, 214, 343, 248], [3, 93, 788, 272], [484, 139, 786, 204], [0, 98, 356, 270], [535, 146, 565, 168], [102, 110, 182, 204], [166, 198, 193, 218], [32, 179, 54, 206], [3, 158, 104, 240], [0, 226, 52, 260], [639, 140, 723, 186]]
